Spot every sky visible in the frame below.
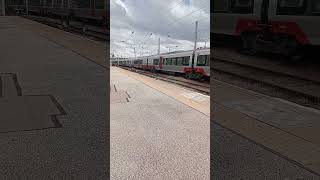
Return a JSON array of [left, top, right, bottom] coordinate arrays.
[[110, 0, 210, 58]]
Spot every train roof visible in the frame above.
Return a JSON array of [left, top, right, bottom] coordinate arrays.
[[120, 47, 210, 60]]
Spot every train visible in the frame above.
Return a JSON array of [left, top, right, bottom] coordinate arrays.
[[112, 48, 210, 80], [5, 0, 108, 26], [212, 0, 320, 58]]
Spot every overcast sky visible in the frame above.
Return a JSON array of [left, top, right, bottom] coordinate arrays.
[[110, 0, 210, 58]]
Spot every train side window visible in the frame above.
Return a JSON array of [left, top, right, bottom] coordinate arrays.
[[197, 55, 207, 66], [96, 0, 105, 9], [177, 57, 183, 66], [277, 0, 307, 15], [312, 0, 320, 15], [182, 56, 190, 66], [77, 0, 91, 8], [167, 58, 172, 65], [206, 55, 210, 66], [213, 0, 229, 13], [230, 0, 254, 14], [172, 58, 177, 65], [153, 59, 159, 65]]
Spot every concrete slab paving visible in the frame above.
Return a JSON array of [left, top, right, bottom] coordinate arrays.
[[110, 67, 210, 179], [0, 16, 107, 179], [212, 79, 320, 177], [116, 67, 210, 116], [0, 73, 64, 133]]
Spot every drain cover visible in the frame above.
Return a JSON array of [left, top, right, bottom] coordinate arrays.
[[0, 73, 66, 133]]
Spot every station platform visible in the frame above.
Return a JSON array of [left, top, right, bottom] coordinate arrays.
[[110, 67, 210, 179], [212, 78, 320, 178], [111, 65, 319, 179], [0, 16, 107, 178]]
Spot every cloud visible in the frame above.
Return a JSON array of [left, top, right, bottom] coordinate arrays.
[[110, 0, 210, 58]]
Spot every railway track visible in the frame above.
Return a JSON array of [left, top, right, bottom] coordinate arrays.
[[213, 57, 320, 109], [120, 67, 210, 95]]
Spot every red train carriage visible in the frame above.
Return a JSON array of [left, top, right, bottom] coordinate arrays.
[[212, 0, 320, 57], [6, 0, 108, 26], [118, 48, 210, 80]]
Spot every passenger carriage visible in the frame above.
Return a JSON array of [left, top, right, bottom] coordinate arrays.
[[212, 0, 320, 57]]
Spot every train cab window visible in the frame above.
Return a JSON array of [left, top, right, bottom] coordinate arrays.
[[177, 57, 183, 66], [213, 0, 229, 12], [277, 0, 307, 15], [196, 55, 207, 66], [230, 0, 254, 14], [182, 56, 190, 66], [153, 59, 159, 65]]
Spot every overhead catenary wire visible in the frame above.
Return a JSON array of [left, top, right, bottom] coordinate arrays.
[[125, 0, 205, 47], [167, 0, 185, 11], [115, 0, 209, 58], [167, 3, 208, 27], [121, 0, 186, 45], [165, 2, 209, 40]]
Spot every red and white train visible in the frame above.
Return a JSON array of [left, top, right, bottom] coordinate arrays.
[[212, 0, 320, 57], [113, 48, 210, 80], [6, 0, 108, 26]]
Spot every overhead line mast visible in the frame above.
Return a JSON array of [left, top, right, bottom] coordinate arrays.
[[192, 20, 198, 69]]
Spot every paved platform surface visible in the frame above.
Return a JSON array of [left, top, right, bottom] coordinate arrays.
[[0, 16, 107, 179], [212, 78, 320, 179], [110, 67, 210, 179]]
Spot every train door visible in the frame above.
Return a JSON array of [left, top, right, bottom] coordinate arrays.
[[159, 56, 163, 69], [265, 0, 316, 57], [91, 0, 95, 16], [261, 0, 269, 24], [212, 0, 260, 36], [147, 57, 149, 70], [191, 53, 195, 69], [256, 0, 271, 42], [270, 0, 318, 45]]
